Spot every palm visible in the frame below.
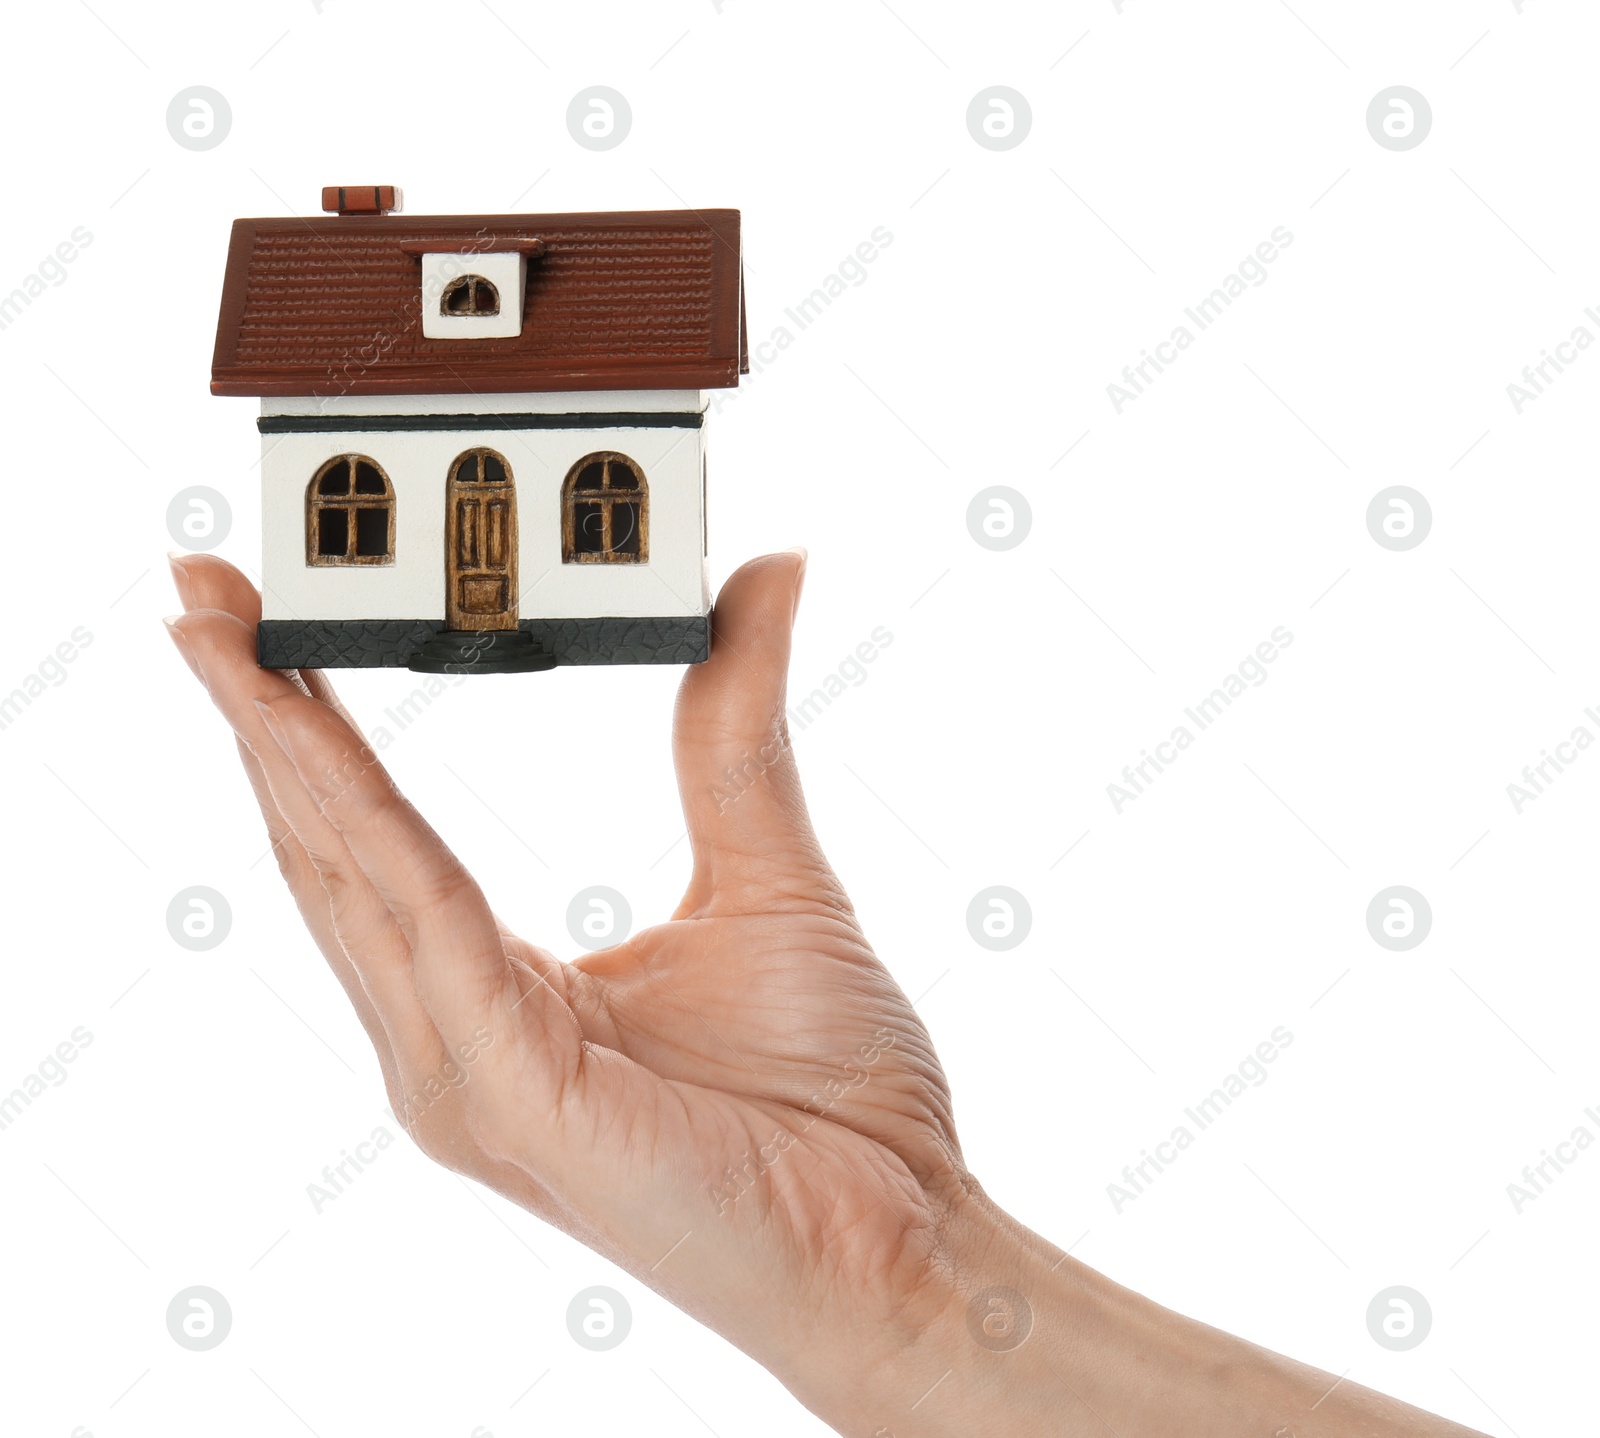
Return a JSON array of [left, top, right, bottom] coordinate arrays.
[[493, 901, 958, 1289], [566, 912, 948, 1137]]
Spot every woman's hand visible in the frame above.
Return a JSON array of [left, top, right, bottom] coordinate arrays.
[[165, 551, 1487, 1438], [165, 550, 985, 1424]]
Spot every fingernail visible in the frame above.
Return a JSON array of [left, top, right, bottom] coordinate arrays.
[[786, 546, 808, 618], [168, 552, 197, 610], [163, 615, 207, 688]]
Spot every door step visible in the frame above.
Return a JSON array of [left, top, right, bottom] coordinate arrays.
[[407, 628, 556, 674]]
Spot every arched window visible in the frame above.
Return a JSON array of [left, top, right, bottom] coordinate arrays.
[[562, 452, 648, 564], [307, 455, 394, 565], [451, 448, 510, 485], [440, 274, 500, 316]]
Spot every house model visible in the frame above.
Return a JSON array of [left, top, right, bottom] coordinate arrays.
[[210, 187, 745, 673]]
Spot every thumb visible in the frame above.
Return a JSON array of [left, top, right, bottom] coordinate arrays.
[[672, 549, 840, 917]]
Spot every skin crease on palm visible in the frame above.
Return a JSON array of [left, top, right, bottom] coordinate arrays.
[[164, 550, 1487, 1438]]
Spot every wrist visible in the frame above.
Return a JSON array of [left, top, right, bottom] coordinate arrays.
[[791, 1179, 1098, 1437], [800, 1181, 1487, 1438]]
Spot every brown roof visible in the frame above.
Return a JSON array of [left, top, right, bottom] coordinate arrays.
[[211, 208, 745, 397]]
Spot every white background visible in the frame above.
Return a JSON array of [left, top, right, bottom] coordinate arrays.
[[0, 1, 1592, 1434]]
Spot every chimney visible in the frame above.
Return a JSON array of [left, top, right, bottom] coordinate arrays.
[[321, 185, 402, 217]]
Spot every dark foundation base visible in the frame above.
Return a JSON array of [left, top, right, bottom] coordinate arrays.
[[407, 629, 557, 675], [258, 616, 712, 671]]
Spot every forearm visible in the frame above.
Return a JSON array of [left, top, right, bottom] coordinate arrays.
[[800, 1193, 1486, 1438]]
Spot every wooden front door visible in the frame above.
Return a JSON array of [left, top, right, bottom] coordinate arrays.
[[445, 448, 518, 631]]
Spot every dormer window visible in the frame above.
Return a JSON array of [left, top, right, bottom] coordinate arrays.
[[442, 275, 500, 316], [415, 244, 542, 340]]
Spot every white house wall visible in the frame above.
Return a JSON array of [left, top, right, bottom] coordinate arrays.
[[260, 414, 708, 623]]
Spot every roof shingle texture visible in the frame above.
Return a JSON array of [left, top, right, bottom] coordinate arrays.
[[211, 209, 744, 397]]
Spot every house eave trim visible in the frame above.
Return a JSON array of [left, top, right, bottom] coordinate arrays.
[[257, 410, 706, 435]]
